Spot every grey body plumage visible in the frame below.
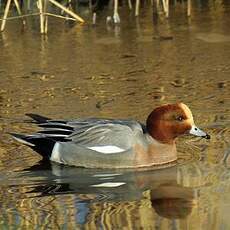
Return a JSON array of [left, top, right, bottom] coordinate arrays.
[[11, 114, 151, 168]]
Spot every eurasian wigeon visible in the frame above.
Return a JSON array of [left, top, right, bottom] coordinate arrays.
[[11, 103, 210, 168]]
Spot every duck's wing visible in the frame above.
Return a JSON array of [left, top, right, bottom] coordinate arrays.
[[40, 118, 145, 152]]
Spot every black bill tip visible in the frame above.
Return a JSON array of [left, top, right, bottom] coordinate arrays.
[[203, 134, 211, 139]]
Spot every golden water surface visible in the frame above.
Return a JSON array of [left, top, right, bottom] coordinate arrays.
[[0, 1, 230, 229]]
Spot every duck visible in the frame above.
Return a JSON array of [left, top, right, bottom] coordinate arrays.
[[10, 103, 210, 168]]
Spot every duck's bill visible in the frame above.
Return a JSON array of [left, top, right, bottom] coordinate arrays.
[[189, 125, 210, 139]]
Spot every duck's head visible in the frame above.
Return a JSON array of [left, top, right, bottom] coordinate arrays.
[[146, 103, 210, 144]]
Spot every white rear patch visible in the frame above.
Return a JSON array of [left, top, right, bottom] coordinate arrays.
[[90, 182, 125, 188], [87, 145, 124, 153], [50, 143, 62, 163]]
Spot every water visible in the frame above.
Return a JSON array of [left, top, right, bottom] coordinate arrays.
[[0, 0, 230, 229]]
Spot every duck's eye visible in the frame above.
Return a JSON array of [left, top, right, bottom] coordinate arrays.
[[176, 116, 184, 121]]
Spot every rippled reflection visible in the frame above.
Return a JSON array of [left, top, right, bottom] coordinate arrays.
[[0, 162, 195, 227], [1, 157, 230, 228]]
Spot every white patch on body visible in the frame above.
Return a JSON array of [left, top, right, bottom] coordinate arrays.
[[90, 182, 125, 188], [87, 145, 125, 153], [50, 143, 62, 163]]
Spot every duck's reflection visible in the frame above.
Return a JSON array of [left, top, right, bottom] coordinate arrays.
[[22, 161, 196, 220], [150, 183, 194, 219]]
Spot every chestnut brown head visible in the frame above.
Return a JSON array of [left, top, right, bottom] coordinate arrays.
[[146, 103, 210, 144]]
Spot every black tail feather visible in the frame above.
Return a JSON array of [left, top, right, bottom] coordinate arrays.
[[26, 113, 51, 123], [10, 133, 55, 160]]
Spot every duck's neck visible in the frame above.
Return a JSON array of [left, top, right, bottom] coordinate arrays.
[[147, 136, 177, 165], [147, 127, 176, 145], [134, 135, 177, 167], [147, 134, 177, 152]]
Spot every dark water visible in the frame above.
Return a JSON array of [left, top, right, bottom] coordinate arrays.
[[0, 0, 230, 229]]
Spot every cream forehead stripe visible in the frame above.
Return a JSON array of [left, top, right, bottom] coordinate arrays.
[[179, 103, 194, 121]]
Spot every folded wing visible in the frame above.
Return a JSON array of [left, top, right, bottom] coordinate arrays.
[[25, 115, 145, 153]]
